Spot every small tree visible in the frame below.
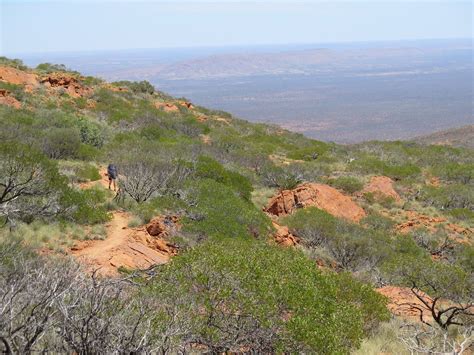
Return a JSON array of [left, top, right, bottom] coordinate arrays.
[[0, 143, 65, 224], [384, 256, 473, 330]]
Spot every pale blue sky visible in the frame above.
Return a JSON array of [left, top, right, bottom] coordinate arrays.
[[1, 1, 472, 55]]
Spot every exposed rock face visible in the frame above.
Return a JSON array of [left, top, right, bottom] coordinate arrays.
[[71, 212, 179, 276], [40, 73, 92, 98], [272, 221, 299, 247], [396, 211, 473, 242], [0, 89, 21, 108], [178, 101, 194, 109], [361, 176, 401, 201], [0, 66, 38, 91], [265, 183, 366, 222], [377, 286, 435, 323], [155, 102, 179, 112], [146, 215, 180, 238]]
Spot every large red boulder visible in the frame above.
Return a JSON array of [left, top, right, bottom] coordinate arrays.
[[265, 183, 366, 222]]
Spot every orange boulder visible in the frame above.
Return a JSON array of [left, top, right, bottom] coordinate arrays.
[[0, 66, 38, 91], [265, 183, 366, 222], [0, 89, 21, 108], [272, 221, 299, 247], [361, 176, 401, 201]]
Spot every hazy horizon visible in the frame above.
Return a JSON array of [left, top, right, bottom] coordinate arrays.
[[2, 1, 472, 55]]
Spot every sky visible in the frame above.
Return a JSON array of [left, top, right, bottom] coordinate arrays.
[[1, 0, 472, 55]]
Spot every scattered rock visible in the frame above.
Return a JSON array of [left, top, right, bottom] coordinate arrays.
[[265, 183, 366, 222], [396, 211, 473, 238], [146, 215, 180, 238], [0, 89, 21, 108], [361, 176, 401, 201], [272, 221, 299, 247], [40, 73, 92, 98], [155, 102, 179, 112], [178, 101, 194, 109], [200, 134, 211, 145]]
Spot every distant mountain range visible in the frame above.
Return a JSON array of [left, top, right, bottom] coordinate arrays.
[[415, 125, 474, 149], [20, 39, 474, 143]]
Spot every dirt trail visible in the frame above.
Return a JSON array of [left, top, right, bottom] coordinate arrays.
[[78, 167, 110, 190], [72, 168, 176, 276], [73, 210, 131, 260]]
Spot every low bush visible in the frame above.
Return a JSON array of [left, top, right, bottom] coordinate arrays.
[[112, 80, 155, 94], [147, 237, 389, 352], [448, 208, 474, 222], [183, 179, 271, 239], [349, 157, 420, 180], [327, 176, 364, 194], [432, 162, 474, 184], [60, 187, 110, 224], [418, 184, 473, 210], [195, 156, 253, 200], [283, 207, 392, 271], [76, 163, 101, 182], [42, 127, 82, 159], [0, 56, 28, 70]]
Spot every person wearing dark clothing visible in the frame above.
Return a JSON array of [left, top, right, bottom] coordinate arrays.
[[107, 164, 118, 191]]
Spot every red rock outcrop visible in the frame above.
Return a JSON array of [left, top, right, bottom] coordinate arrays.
[[0, 89, 21, 108], [361, 176, 401, 201], [272, 221, 299, 247], [40, 73, 92, 98], [377, 286, 435, 322], [155, 101, 179, 112], [146, 215, 180, 238], [265, 183, 366, 222], [0, 66, 38, 91], [71, 212, 179, 276], [396, 211, 473, 240], [178, 101, 194, 109]]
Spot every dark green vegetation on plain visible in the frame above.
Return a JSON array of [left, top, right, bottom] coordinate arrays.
[[0, 57, 472, 353]]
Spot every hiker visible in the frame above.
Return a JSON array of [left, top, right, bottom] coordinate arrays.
[[107, 163, 118, 191]]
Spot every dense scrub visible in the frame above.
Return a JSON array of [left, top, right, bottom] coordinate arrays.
[[0, 59, 472, 353]]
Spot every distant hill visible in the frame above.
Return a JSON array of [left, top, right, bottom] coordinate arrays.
[[414, 125, 474, 149]]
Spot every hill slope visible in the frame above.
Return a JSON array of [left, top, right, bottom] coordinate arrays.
[[414, 124, 474, 149], [0, 57, 472, 353]]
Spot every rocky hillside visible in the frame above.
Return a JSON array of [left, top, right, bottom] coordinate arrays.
[[414, 124, 474, 149], [0, 57, 472, 353]]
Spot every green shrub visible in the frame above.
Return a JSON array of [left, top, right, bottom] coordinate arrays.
[[76, 163, 101, 182], [77, 117, 106, 148], [432, 163, 474, 184], [195, 156, 253, 200], [183, 179, 271, 239], [0, 142, 68, 223], [418, 184, 473, 210], [286, 141, 331, 161], [327, 176, 364, 194], [283, 207, 393, 271], [447, 208, 474, 222], [36, 62, 78, 74], [383, 255, 472, 329], [61, 187, 110, 224], [362, 212, 396, 232], [42, 127, 82, 159], [112, 80, 155, 94], [349, 157, 420, 180], [260, 163, 303, 190], [147, 237, 389, 352], [0, 82, 25, 101], [0, 56, 28, 70]]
